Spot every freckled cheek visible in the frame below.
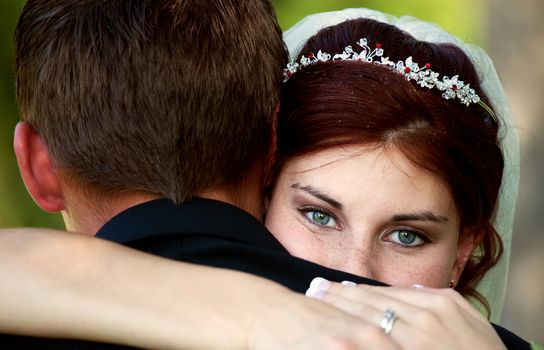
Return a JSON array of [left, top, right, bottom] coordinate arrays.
[[265, 205, 321, 260], [276, 232, 329, 264], [379, 255, 453, 288], [411, 262, 451, 288]]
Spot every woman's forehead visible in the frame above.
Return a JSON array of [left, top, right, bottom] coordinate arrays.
[[281, 145, 457, 218]]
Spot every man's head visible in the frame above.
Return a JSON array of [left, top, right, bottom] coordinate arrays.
[[14, 0, 286, 224]]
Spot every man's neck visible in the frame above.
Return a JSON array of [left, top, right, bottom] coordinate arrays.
[[198, 162, 267, 221], [62, 191, 162, 235], [62, 185, 265, 236], [198, 187, 264, 221]]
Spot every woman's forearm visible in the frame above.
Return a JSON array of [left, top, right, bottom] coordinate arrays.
[[0, 228, 394, 349], [0, 228, 274, 349]]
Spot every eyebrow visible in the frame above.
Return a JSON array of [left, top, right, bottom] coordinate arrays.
[[393, 212, 449, 223], [291, 183, 343, 210]]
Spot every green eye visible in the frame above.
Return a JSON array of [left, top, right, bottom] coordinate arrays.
[[387, 229, 426, 247], [398, 230, 417, 245], [300, 208, 338, 229], [312, 211, 331, 226]]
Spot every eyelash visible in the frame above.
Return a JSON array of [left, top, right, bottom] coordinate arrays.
[[382, 228, 430, 248], [298, 206, 341, 230]]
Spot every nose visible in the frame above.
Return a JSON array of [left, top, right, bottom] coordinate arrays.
[[334, 247, 375, 279]]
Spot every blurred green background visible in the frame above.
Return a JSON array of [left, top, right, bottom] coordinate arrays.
[[1, 0, 542, 345]]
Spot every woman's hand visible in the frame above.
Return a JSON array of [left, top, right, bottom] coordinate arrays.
[[306, 278, 506, 350], [247, 290, 401, 350]]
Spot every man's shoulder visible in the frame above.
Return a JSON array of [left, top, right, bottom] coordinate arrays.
[[492, 323, 531, 350]]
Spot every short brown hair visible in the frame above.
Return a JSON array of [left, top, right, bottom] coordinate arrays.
[[15, 0, 287, 203]]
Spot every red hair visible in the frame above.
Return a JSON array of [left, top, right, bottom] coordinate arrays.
[[277, 18, 504, 316]]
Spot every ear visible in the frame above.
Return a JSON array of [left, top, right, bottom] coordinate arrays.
[[14, 122, 65, 212], [452, 227, 482, 281]]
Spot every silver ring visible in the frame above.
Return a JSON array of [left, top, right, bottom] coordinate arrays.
[[380, 308, 397, 335]]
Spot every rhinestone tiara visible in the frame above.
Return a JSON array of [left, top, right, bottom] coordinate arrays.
[[283, 38, 496, 121]]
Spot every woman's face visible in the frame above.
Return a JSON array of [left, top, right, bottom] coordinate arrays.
[[265, 145, 476, 288]]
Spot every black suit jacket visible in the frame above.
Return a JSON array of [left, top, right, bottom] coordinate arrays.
[[96, 198, 386, 292], [1, 198, 530, 349]]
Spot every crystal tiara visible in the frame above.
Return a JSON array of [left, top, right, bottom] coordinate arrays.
[[283, 38, 496, 121]]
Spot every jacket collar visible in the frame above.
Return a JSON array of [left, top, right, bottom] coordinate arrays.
[[96, 197, 289, 253]]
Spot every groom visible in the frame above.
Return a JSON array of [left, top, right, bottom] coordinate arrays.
[[6, 0, 386, 348]]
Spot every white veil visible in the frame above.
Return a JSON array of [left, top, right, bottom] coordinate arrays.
[[283, 8, 520, 322]]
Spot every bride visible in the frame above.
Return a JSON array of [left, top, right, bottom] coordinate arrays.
[[0, 7, 529, 350]]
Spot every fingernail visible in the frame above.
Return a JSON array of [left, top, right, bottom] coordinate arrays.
[[306, 277, 331, 298], [311, 290, 328, 300], [341, 280, 357, 287], [410, 283, 425, 289]]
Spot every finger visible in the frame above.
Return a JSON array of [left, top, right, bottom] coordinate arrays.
[[319, 292, 435, 349], [325, 284, 438, 319], [347, 321, 402, 350], [308, 281, 500, 349], [408, 286, 484, 318], [315, 282, 431, 329], [328, 283, 482, 320]]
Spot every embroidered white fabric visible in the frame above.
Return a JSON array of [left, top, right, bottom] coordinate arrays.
[[283, 8, 520, 322]]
